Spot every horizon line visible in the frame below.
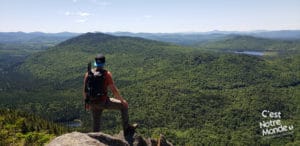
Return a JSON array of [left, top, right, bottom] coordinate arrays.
[[1, 29, 300, 34]]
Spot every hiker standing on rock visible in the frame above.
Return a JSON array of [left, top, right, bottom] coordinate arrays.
[[83, 54, 136, 136]]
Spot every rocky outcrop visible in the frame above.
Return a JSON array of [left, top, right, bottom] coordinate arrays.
[[46, 131, 173, 146]]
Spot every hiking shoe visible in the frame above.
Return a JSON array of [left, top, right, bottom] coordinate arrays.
[[124, 123, 138, 136], [130, 123, 138, 129]]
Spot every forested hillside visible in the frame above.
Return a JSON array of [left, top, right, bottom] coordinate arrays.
[[111, 32, 228, 46], [0, 32, 80, 81], [198, 35, 300, 52], [0, 109, 67, 145], [0, 32, 299, 145], [0, 32, 80, 57]]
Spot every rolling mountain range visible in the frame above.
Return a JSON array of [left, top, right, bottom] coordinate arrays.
[[0, 32, 80, 44], [199, 35, 300, 52], [0, 32, 299, 145], [0, 32, 80, 58], [110, 30, 300, 46], [1, 30, 299, 48]]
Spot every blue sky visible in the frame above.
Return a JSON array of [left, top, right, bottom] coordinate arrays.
[[1, 0, 300, 33]]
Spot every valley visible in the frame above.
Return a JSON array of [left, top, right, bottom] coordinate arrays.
[[0, 32, 299, 145]]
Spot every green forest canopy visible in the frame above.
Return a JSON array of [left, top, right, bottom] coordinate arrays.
[[0, 33, 299, 145]]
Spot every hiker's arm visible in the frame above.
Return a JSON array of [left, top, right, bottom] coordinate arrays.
[[83, 73, 88, 99], [107, 72, 128, 107], [107, 72, 123, 100], [109, 83, 128, 108], [109, 84, 123, 100]]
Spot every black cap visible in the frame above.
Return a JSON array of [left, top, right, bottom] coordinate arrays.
[[94, 54, 105, 67]]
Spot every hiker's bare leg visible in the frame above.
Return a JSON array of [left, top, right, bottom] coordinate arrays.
[[90, 104, 103, 132], [104, 98, 129, 132]]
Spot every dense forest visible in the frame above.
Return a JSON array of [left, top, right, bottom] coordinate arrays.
[[0, 109, 67, 145], [0, 32, 299, 145]]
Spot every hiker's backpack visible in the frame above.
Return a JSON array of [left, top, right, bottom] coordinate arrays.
[[85, 62, 107, 98]]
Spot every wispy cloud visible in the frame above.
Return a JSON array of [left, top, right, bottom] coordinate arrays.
[[143, 15, 153, 19], [64, 11, 91, 17], [76, 19, 87, 23], [72, 0, 78, 3], [90, 0, 111, 6], [78, 12, 91, 17], [98, 1, 111, 6], [65, 11, 71, 16], [64, 11, 91, 23]]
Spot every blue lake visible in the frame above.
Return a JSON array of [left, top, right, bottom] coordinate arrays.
[[64, 120, 82, 127], [234, 51, 264, 56]]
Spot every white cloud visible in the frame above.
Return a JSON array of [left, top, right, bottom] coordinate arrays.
[[98, 1, 111, 6], [78, 12, 91, 17], [64, 11, 90, 23], [65, 11, 71, 16], [143, 15, 153, 19], [90, 0, 111, 6], [64, 11, 91, 17], [76, 19, 87, 23], [72, 0, 78, 3]]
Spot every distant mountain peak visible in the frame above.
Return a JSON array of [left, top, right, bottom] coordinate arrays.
[[58, 32, 116, 46]]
